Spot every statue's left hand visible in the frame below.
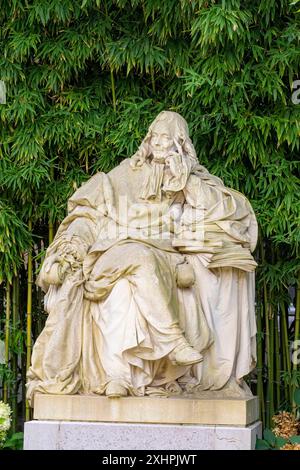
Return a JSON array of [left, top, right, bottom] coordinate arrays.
[[46, 241, 85, 284], [41, 256, 80, 285], [57, 252, 82, 280]]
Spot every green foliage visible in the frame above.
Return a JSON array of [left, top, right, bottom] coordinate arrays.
[[0, 201, 31, 283], [2, 432, 24, 450], [256, 429, 300, 450], [256, 430, 288, 450], [0, 0, 298, 245], [256, 389, 300, 449]]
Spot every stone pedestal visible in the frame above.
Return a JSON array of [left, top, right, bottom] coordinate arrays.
[[24, 420, 261, 450], [24, 394, 261, 450]]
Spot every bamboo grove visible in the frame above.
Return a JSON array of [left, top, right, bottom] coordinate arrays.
[[0, 0, 299, 431]]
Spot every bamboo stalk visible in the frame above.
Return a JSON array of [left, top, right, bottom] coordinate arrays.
[[49, 223, 54, 245], [280, 302, 290, 405], [150, 67, 156, 94], [260, 240, 274, 427], [3, 282, 11, 403], [268, 248, 276, 423], [11, 275, 18, 432], [49, 166, 54, 244], [21, 341, 27, 423], [256, 232, 265, 424], [264, 300, 272, 428], [292, 271, 300, 412], [269, 306, 275, 421], [256, 301, 265, 425], [25, 219, 33, 421], [274, 306, 281, 410], [18, 275, 27, 422]]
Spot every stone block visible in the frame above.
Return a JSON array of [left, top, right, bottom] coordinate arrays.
[[24, 420, 262, 450], [33, 394, 259, 426]]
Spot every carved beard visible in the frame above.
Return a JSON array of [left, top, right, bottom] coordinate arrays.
[[139, 152, 192, 202]]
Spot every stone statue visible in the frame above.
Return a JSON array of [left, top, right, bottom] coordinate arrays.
[[26, 111, 258, 402]]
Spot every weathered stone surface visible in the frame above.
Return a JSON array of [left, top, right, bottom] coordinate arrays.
[[24, 420, 262, 450], [33, 394, 259, 426], [27, 111, 258, 404]]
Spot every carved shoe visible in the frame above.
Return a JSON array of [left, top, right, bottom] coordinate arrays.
[[169, 345, 203, 366], [105, 381, 128, 398]]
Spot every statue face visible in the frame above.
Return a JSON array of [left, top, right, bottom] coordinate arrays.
[[149, 121, 175, 162]]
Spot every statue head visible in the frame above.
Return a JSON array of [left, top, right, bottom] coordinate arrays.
[[131, 111, 198, 169]]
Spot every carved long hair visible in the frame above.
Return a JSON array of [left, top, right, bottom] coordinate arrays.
[[131, 111, 199, 170]]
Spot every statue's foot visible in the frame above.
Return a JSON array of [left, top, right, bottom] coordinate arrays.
[[169, 345, 203, 366], [105, 381, 128, 398]]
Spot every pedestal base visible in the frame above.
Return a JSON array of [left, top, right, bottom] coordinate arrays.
[[25, 394, 261, 450], [24, 420, 262, 450], [32, 394, 259, 426]]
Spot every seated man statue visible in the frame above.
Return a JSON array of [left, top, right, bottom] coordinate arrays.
[[26, 111, 258, 401]]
